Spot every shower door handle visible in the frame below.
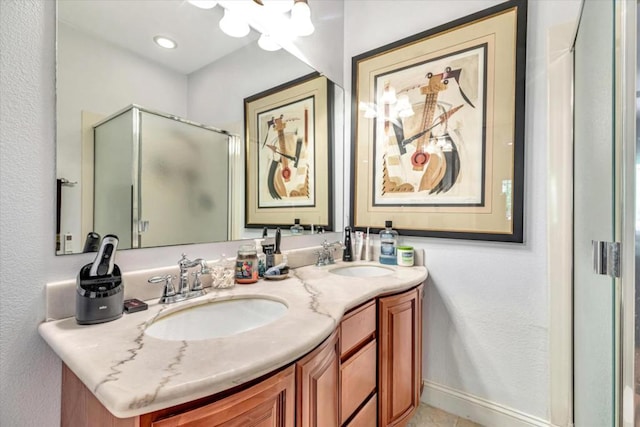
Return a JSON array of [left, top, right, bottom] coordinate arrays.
[[138, 220, 149, 233], [592, 240, 621, 278]]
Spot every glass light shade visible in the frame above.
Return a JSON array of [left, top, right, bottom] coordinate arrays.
[[258, 34, 281, 51], [291, 1, 311, 19], [291, 1, 314, 36], [219, 9, 250, 38], [153, 36, 177, 49], [292, 18, 314, 36], [187, 0, 218, 9]]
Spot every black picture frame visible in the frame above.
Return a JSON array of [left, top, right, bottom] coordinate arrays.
[[350, 0, 527, 242], [244, 73, 334, 231]]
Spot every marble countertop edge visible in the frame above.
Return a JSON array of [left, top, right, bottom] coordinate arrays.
[[39, 261, 428, 419]]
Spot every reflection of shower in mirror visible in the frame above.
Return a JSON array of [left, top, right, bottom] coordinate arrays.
[[90, 105, 231, 250]]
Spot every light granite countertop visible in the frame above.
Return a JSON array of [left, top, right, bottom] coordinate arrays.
[[38, 261, 427, 419]]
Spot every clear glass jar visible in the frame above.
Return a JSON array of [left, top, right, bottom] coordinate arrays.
[[235, 244, 258, 284]]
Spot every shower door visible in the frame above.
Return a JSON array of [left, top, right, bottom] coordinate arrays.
[[138, 111, 229, 248], [573, 0, 620, 425]]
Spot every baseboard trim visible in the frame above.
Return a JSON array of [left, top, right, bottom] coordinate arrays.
[[422, 380, 557, 427]]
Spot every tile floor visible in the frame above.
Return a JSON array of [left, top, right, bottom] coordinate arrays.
[[407, 404, 482, 427]]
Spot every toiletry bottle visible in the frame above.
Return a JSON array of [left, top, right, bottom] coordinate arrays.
[[274, 228, 283, 265], [254, 239, 266, 277], [379, 220, 398, 265], [354, 230, 364, 261], [290, 218, 304, 234], [343, 226, 354, 262], [364, 227, 372, 261]]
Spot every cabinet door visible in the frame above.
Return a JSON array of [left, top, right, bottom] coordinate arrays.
[[296, 329, 340, 427], [151, 365, 295, 427], [378, 285, 423, 427]]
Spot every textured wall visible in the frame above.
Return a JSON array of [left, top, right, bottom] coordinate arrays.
[[0, 1, 61, 425]]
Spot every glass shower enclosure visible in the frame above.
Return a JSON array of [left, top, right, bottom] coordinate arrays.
[[93, 105, 231, 249]]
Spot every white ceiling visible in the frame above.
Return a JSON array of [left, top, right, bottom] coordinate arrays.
[[57, 0, 259, 75]]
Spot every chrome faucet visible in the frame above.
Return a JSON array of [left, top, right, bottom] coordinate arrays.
[[178, 254, 208, 296], [316, 240, 343, 266], [148, 254, 209, 304]]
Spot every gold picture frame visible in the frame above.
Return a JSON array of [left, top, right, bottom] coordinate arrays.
[[351, 0, 527, 242], [245, 73, 333, 229]]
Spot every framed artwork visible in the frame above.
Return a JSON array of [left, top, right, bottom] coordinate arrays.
[[245, 73, 333, 229], [351, 0, 527, 242]]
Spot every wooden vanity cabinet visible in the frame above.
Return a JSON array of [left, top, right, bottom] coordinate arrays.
[[295, 329, 340, 427], [61, 364, 295, 427], [148, 365, 295, 426], [60, 284, 424, 427], [339, 300, 377, 426], [378, 284, 424, 427]]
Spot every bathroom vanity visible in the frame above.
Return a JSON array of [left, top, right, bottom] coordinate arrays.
[[39, 261, 427, 426]]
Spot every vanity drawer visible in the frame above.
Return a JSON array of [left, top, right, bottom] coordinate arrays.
[[340, 340, 377, 424], [340, 300, 376, 357], [345, 393, 377, 427]]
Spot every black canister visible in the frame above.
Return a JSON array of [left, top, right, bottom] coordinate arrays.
[[343, 226, 353, 262], [76, 264, 123, 325]]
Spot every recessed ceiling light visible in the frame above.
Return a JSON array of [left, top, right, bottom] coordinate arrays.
[[153, 36, 177, 49]]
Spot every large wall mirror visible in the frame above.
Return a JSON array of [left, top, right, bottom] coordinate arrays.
[[55, 0, 344, 255]]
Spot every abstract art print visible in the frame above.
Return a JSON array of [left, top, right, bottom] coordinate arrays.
[[351, 0, 527, 242], [245, 73, 333, 229], [256, 96, 316, 208]]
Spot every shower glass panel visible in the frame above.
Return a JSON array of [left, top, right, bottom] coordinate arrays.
[[94, 110, 135, 249], [93, 106, 230, 249], [138, 112, 229, 248], [573, 0, 618, 424]]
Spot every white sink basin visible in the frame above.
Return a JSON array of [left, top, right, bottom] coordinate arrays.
[[329, 265, 394, 277], [144, 298, 288, 341]]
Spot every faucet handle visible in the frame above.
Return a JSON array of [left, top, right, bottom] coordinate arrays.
[[148, 274, 177, 300], [191, 271, 203, 292], [179, 253, 190, 266]]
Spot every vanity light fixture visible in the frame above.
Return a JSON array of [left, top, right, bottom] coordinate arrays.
[[291, 0, 314, 36], [187, 0, 218, 9], [219, 8, 251, 38], [187, 0, 315, 50], [153, 36, 177, 49]]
